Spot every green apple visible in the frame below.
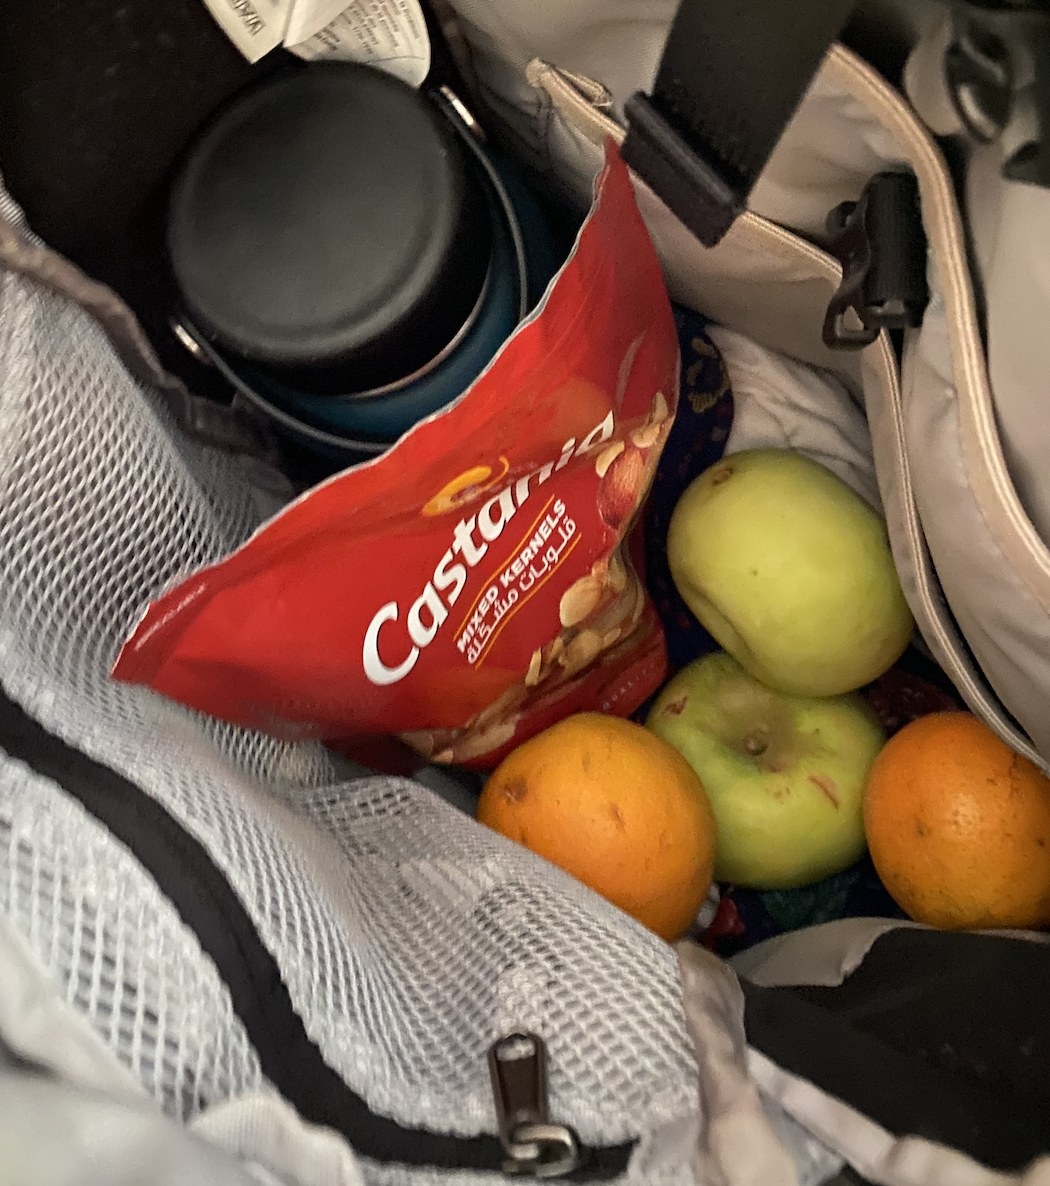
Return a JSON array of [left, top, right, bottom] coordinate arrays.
[[647, 652, 885, 889], [667, 449, 913, 697]]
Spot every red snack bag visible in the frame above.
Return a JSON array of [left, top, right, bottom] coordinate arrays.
[[115, 144, 680, 767]]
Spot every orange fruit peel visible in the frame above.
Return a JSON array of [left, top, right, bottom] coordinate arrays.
[[477, 712, 716, 941], [864, 712, 1050, 930]]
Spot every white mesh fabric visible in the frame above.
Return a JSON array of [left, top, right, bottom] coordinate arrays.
[[290, 777, 695, 1140], [0, 756, 263, 1117], [0, 188, 701, 1181], [0, 188, 28, 236]]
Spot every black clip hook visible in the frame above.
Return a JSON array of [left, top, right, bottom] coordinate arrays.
[[823, 172, 929, 351]]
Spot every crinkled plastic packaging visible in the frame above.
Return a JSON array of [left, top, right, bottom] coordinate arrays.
[[115, 145, 681, 768]]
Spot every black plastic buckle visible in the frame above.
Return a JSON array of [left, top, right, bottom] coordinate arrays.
[[622, 92, 745, 249], [823, 172, 929, 351]]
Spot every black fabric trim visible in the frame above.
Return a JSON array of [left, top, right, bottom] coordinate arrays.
[[793, 929, 1050, 1120], [0, 688, 632, 1179], [741, 930, 1050, 1172]]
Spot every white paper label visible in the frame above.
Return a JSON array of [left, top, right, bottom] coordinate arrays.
[[288, 0, 431, 86], [203, 0, 294, 63], [201, 0, 431, 86]]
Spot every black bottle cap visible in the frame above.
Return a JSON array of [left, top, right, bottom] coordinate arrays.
[[168, 63, 492, 393]]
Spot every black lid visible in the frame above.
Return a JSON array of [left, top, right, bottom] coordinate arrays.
[[168, 64, 492, 392]]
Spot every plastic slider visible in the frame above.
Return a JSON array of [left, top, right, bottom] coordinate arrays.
[[823, 172, 929, 351], [622, 91, 745, 248]]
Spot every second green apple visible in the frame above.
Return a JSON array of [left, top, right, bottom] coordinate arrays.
[[667, 449, 913, 697], [648, 652, 885, 888]]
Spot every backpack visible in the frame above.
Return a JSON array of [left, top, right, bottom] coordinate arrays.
[[1, 2, 1049, 1184]]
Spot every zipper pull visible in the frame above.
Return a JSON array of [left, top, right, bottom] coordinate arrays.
[[489, 1033, 582, 1178]]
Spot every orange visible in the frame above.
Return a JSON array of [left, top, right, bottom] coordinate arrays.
[[476, 712, 716, 941], [864, 712, 1050, 930]]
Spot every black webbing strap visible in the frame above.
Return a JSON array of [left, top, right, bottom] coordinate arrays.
[[622, 0, 855, 246]]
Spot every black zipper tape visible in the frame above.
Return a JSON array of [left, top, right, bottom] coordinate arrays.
[[0, 688, 633, 1179]]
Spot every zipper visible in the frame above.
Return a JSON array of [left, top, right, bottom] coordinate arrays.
[[490, 1033, 582, 1178], [0, 687, 632, 1180]]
